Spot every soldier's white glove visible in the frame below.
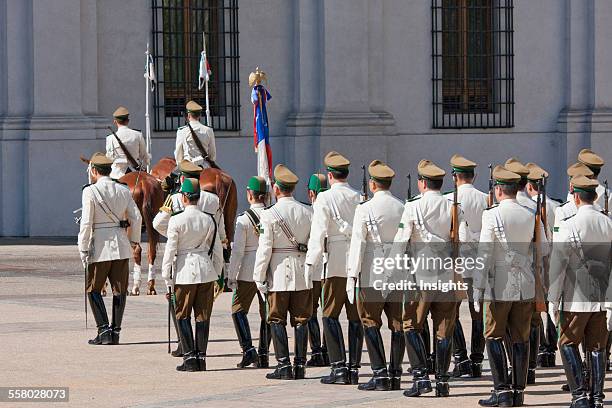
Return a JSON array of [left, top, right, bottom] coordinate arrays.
[[80, 251, 89, 269], [472, 288, 482, 313], [606, 308, 612, 332], [164, 280, 174, 300], [305, 264, 313, 286], [547, 302, 560, 327], [256, 281, 268, 295], [346, 278, 357, 304], [227, 279, 237, 291]]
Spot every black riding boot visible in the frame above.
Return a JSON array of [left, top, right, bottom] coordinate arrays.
[[452, 318, 471, 378], [471, 318, 485, 377], [435, 337, 453, 397], [111, 293, 126, 345], [232, 311, 258, 368], [169, 298, 183, 357], [266, 323, 293, 380], [423, 320, 435, 374], [560, 345, 589, 408], [87, 292, 113, 345], [348, 320, 364, 385], [176, 319, 199, 372], [195, 320, 209, 371], [479, 339, 513, 407], [306, 314, 327, 367], [606, 333, 612, 372], [512, 342, 529, 407], [294, 324, 308, 379], [359, 327, 390, 391], [544, 314, 558, 367], [527, 325, 539, 385], [590, 350, 606, 408], [320, 317, 349, 385], [389, 331, 405, 390], [403, 330, 433, 397], [257, 319, 271, 368]]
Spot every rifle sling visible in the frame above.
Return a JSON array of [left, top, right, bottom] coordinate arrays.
[[187, 123, 216, 168], [112, 131, 140, 170]]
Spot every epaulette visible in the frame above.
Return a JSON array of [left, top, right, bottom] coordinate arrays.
[[178, 125, 188, 130], [558, 200, 570, 207], [407, 196, 421, 203], [562, 214, 575, 222], [82, 183, 92, 191], [359, 199, 371, 205], [171, 210, 184, 217], [442, 190, 454, 196], [551, 197, 564, 204], [484, 204, 499, 211], [133, 128, 142, 132], [114, 180, 129, 187], [300, 201, 312, 207], [264, 204, 275, 210]]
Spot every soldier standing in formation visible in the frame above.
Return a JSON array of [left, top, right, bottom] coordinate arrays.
[[305, 173, 330, 367], [105, 106, 150, 179], [78, 153, 142, 345], [445, 155, 488, 379], [306, 152, 364, 385], [392, 159, 463, 398], [227, 176, 271, 368], [347, 160, 405, 391], [577, 149, 612, 211], [473, 165, 548, 407], [548, 175, 612, 408], [253, 164, 314, 380], [175, 101, 217, 168], [160, 178, 224, 372]]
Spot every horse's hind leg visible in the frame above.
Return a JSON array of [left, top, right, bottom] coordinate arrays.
[[146, 238, 157, 295], [131, 244, 142, 296]]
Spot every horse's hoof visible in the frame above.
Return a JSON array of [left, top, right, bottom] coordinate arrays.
[[147, 280, 157, 295], [130, 286, 140, 296]]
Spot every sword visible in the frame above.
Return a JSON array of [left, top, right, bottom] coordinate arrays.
[[84, 261, 88, 330]]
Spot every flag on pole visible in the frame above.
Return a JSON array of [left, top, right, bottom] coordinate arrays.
[[252, 82, 272, 181], [144, 53, 156, 92], [198, 50, 211, 91]]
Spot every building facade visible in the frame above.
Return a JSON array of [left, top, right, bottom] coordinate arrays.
[[0, 0, 611, 237]]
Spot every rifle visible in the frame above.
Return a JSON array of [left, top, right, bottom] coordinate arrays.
[[541, 174, 548, 238], [407, 174, 412, 202], [533, 179, 546, 312], [361, 165, 368, 203], [450, 177, 460, 257], [107, 126, 141, 171], [84, 261, 88, 329], [185, 114, 220, 170], [487, 164, 494, 207], [604, 180, 609, 215]]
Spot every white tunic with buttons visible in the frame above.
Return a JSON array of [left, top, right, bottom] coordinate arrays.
[[444, 184, 486, 243], [105, 126, 150, 179], [253, 197, 313, 292], [228, 203, 265, 282], [175, 121, 217, 168], [347, 190, 404, 282], [78, 176, 142, 263], [161, 206, 224, 285], [548, 205, 612, 312], [306, 182, 361, 279]]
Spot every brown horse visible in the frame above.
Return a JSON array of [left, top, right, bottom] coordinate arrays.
[[200, 168, 238, 244], [119, 171, 165, 295]]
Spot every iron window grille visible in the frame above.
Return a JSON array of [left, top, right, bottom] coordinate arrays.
[[152, 0, 240, 132], [432, 0, 514, 128]]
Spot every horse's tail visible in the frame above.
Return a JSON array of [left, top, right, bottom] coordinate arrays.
[[224, 179, 238, 242]]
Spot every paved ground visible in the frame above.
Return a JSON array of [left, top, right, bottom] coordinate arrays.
[[0, 238, 610, 407]]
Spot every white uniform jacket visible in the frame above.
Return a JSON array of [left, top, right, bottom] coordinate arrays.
[[306, 182, 361, 279], [548, 205, 612, 312], [390, 190, 465, 284], [175, 121, 216, 168], [105, 126, 150, 179], [161, 206, 223, 285], [444, 184, 487, 243], [78, 177, 142, 263], [347, 190, 404, 285], [228, 203, 265, 282], [153, 191, 226, 243], [474, 198, 548, 301], [253, 197, 313, 292]]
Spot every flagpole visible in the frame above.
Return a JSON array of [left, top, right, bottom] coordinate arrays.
[[203, 32, 212, 127], [145, 43, 152, 172]]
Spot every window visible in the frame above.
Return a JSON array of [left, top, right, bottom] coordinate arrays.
[[152, 0, 240, 131], [432, 0, 514, 128]]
